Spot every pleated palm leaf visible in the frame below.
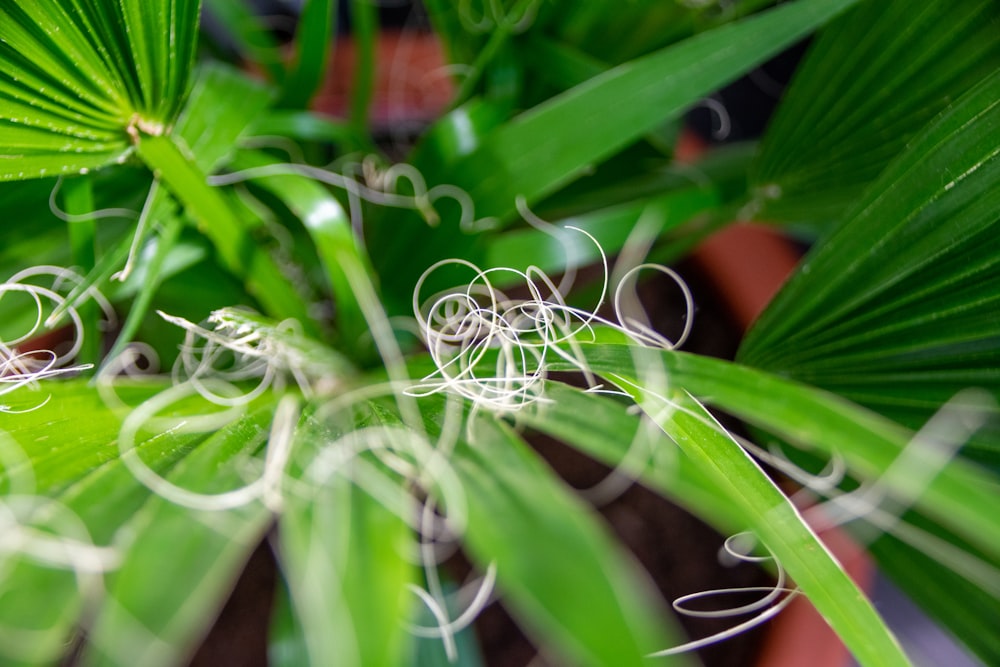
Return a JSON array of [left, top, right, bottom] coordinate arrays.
[[0, 0, 200, 180]]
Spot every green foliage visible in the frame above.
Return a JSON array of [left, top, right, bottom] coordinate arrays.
[[1, 0, 998, 666], [740, 68, 1000, 464], [749, 0, 1000, 224], [450, 414, 683, 667], [369, 0, 864, 308], [739, 61, 1000, 660], [0, 0, 201, 179]]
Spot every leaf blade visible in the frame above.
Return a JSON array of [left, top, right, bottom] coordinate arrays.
[[750, 0, 1000, 223], [451, 415, 689, 667], [739, 67, 1000, 457]]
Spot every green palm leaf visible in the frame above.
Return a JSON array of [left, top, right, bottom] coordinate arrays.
[[738, 68, 1000, 462], [0, 0, 201, 180], [0, 379, 264, 665], [749, 0, 1000, 224], [370, 0, 863, 311]]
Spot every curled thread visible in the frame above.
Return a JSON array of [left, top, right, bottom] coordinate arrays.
[[157, 307, 351, 403], [406, 562, 498, 661], [650, 533, 798, 657], [457, 0, 541, 33], [0, 267, 112, 412], [208, 160, 498, 234], [409, 212, 694, 414]]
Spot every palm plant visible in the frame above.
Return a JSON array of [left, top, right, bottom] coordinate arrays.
[[1, 1, 998, 666]]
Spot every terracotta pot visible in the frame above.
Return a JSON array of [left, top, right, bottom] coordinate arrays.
[[311, 30, 454, 129]]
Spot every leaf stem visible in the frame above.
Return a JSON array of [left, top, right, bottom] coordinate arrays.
[[133, 133, 314, 330], [348, 0, 378, 137]]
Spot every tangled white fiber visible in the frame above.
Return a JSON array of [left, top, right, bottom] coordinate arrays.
[[408, 208, 694, 415], [0, 266, 114, 413], [401, 205, 842, 659], [157, 307, 349, 402]]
